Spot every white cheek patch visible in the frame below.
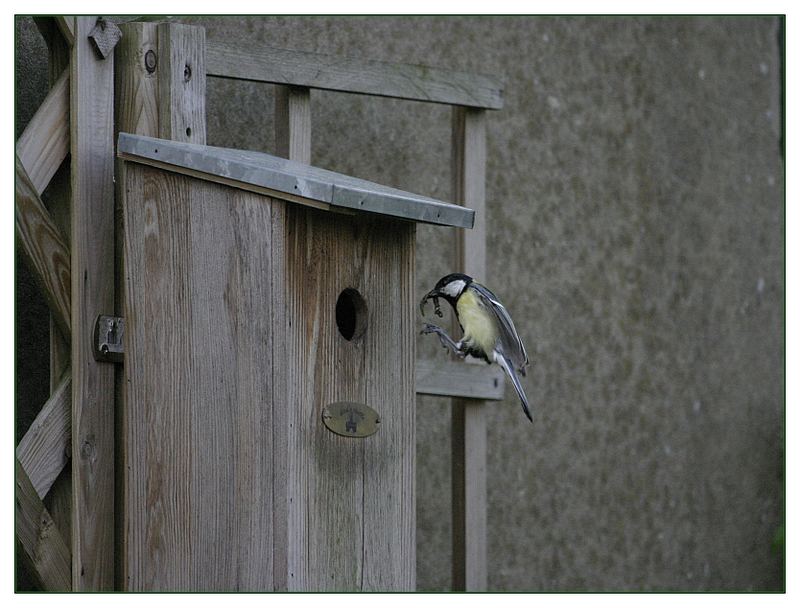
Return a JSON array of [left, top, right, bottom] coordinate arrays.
[[442, 279, 466, 297]]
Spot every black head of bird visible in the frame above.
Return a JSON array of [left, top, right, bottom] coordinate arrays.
[[420, 273, 533, 422]]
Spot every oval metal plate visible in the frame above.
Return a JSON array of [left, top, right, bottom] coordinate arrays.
[[321, 402, 381, 438]]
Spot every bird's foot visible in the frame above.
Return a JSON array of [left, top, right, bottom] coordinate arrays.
[[421, 323, 465, 357]]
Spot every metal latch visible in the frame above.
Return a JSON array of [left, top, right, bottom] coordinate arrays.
[[93, 315, 124, 363]]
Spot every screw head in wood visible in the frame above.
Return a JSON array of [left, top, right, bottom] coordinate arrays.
[[144, 49, 157, 73]]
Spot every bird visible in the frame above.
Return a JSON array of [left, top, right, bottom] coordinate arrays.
[[419, 273, 532, 422]]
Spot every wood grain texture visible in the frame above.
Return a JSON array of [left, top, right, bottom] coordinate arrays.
[[156, 22, 206, 144], [40, 25, 72, 384], [41, 24, 74, 554], [360, 214, 416, 590], [16, 68, 70, 196], [207, 40, 503, 110], [451, 106, 488, 591], [121, 165, 415, 590], [121, 165, 193, 590], [15, 458, 72, 591], [15, 153, 71, 339], [16, 371, 72, 500], [115, 22, 159, 140], [416, 358, 504, 400], [280, 204, 415, 591], [122, 167, 274, 590], [274, 85, 311, 163], [69, 16, 115, 591], [114, 22, 160, 591], [115, 24, 208, 590]]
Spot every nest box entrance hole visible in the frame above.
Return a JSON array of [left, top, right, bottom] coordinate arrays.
[[336, 288, 367, 341]]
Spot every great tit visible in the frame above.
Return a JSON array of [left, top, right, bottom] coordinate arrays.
[[420, 273, 532, 422]]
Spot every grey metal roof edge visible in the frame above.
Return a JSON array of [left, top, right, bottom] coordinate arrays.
[[117, 133, 474, 229]]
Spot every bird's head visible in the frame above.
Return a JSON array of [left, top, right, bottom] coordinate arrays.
[[420, 273, 473, 316], [431, 273, 472, 300]]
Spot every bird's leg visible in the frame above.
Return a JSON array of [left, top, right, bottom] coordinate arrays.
[[421, 323, 466, 358]]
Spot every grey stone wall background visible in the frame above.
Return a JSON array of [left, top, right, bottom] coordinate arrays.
[[15, 16, 784, 591]]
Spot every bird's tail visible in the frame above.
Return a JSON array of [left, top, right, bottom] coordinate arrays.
[[495, 353, 533, 423]]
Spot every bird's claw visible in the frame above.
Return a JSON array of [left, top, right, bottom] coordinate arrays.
[[420, 323, 465, 357]]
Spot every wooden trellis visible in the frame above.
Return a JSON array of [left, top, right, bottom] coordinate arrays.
[[15, 16, 504, 591]]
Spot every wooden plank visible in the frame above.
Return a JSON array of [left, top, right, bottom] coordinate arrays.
[[416, 359, 504, 400], [69, 15, 115, 591], [121, 165, 195, 590], [116, 133, 473, 228], [270, 190, 289, 594], [207, 40, 503, 110], [280, 205, 416, 590], [121, 167, 275, 590], [361, 216, 416, 590], [453, 108, 487, 281], [115, 23, 207, 590], [41, 21, 74, 554], [15, 458, 72, 591], [156, 22, 206, 143], [275, 85, 311, 163], [56, 16, 75, 47], [15, 154, 71, 339], [115, 22, 159, 140], [451, 106, 488, 591], [16, 69, 70, 196], [16, 372, 72, 500], [189, 182, 275, 590], [114, 22, 159, 590], [40, 12, 72, 389], [116, 151, 331, 213]]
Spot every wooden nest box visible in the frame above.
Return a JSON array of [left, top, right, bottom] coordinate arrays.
[[116, 133, 473, 591]]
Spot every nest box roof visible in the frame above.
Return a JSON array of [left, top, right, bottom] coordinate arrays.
[[117, 133, 474, 229]]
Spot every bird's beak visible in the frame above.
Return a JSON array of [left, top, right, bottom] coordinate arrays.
[[419, 288, 440, 316]]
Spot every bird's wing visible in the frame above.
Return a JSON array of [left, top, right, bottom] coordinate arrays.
[[470, 282, 529, 371]]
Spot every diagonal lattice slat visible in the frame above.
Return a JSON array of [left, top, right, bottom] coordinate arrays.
[[16, 69, 69, 196], [16, 458, 71, 591], [16, 371, 72, 500], [15, 153, 71, 339]]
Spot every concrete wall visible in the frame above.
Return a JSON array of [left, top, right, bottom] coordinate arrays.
[[15, 16, 784, 591]]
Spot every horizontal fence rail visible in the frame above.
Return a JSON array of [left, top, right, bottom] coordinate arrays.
[[207, 40, 503, 110]]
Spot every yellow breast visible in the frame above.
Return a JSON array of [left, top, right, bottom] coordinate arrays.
[[456, 288, 497, 355]]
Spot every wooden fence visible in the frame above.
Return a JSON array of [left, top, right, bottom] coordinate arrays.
[[15, 16, 504, 591]]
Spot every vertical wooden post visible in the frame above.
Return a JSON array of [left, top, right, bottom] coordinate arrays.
[[115, 21, 206, 142], [451, 106, 488, 591], [273, 82, 310, 592], [114, 20, 207, 590], [70, 16, 115, 591], [275, 85, 311, 163], [115, 22, 159, 140], [156, 23, 206, 144]]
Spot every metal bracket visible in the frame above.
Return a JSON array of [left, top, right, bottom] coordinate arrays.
[[93, 315, 124, 363]]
